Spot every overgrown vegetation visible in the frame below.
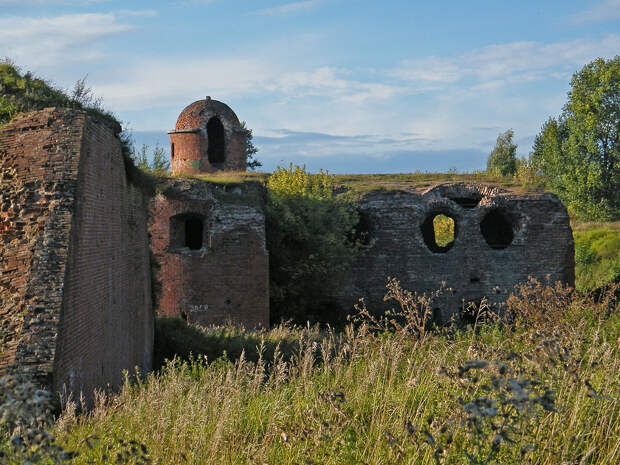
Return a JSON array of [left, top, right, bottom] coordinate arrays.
[[241, 121, 262, 170], [266, 164, 360, 325], [0, 61, 118, 129], [6, 280, 609, 465], [574, 221, 620, 292], [433, 214, 455, 248], [153, 317, 307, 370], [131, 143, 170, 176], [529, 56, 619, 220]]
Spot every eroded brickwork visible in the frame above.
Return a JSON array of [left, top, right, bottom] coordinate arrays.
[[149, 179, 269, 328], [335, 183, 574, 321], [0, 109, 82, 386], [0, 109, 153, 401]]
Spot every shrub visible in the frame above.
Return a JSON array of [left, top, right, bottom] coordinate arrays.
[[266, 164, 360, 325]]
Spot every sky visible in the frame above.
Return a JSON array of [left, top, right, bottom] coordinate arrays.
[[1, 0, 619, 173]]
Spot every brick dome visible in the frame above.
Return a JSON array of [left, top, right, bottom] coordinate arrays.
[[169, 97, 246, 175], [175, 97, 241, 131]]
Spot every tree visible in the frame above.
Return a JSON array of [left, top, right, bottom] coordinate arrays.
[[130, 143, 169, 175], [132, 144, 149, 170], [151, 143, 170, 175], [530, 56, 619, 220], [487, 129, 518, 176], [240, 121, 262, 170]]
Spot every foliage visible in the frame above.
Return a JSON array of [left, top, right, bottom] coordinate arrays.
[[530, 56, 620, 220], [433, 215, 455, 248], [574, 224, 620, 292], [0, 60, 118, 129], [49, 282, 619, 465], [266, 164, 360, 325], [486, 129, 518, 176], [130, 144, 169, 176], [0, 375, 76, 464], [240, 121, 262, 170]]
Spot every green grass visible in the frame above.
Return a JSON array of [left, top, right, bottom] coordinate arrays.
[[153, 317, 310, 370], [40, 282, 619, 465], [573, 221, 620, 292], [0, 62, 119, 129]]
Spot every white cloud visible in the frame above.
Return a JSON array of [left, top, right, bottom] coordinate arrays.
[[393, 34, 620, 90], [256, 1, 320, 16], [392, 57, 461, 83], [569, 0, 620, 23], [0, 13, 144, 66], [94, 60, 403, 113], [115, 10, 158, 18]]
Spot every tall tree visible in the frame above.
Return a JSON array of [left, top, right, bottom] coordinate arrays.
[[487, 129, 518, 176], [531, 56, 619, 220]]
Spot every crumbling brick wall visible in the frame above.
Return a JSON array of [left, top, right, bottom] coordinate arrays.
[[0, 109, 153, 401], [149, 179, 269, 328], [335, 183, 574, 321]]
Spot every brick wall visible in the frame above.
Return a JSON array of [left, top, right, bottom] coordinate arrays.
[[0, 109, 153, 401], [149, 179, 269, 328], [334, 183, 574, 321]]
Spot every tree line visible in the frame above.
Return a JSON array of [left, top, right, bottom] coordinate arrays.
[[486, 56, 619, 221]]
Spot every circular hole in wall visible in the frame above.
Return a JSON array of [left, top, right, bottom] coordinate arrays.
[[421, 213, 456, 253], [480, 209, 514, 249]]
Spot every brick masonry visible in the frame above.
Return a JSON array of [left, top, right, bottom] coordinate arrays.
[[149, 178, 269, 328], [0, 109, 153, 402], [0, 105, 575, 399], [333, 183, 575, 321], [169, 98, 246, 175]]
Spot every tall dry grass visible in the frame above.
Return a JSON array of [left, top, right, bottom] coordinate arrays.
[[2, 280, 617, 464], [45, 280, 618, 465]]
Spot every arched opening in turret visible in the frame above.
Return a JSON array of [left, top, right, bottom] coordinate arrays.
[[207, 116, 226, 163]]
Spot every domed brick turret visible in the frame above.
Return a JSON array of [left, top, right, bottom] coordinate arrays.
[[168, 97, 246, 175]]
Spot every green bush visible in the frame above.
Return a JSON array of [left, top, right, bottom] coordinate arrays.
[[574, 226, 620, 292], [266, 165, 360, 325]]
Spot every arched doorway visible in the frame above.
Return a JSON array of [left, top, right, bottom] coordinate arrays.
[[207, 116, 226, 163]]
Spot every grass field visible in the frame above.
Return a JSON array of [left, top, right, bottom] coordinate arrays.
[[2, 279, 613, 465]]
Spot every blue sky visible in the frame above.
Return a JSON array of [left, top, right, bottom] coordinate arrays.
[[2, 1, 619, 173]]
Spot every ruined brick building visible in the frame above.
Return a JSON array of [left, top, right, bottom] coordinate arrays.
[[0, 97, 574, 402], [333, 183, 574, 321]]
